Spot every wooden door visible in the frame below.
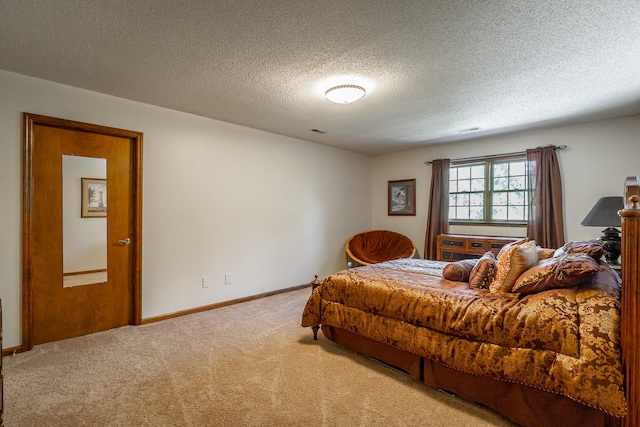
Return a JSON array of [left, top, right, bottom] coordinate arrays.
[[22, 113, 143, 349]]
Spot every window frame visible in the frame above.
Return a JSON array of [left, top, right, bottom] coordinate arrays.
[[448, 155, 529, 227]]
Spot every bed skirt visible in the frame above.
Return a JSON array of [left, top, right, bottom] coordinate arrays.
[[321, 325, 621, 427]]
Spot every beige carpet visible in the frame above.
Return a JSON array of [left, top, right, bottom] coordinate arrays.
[[4, 288, 515, 426]]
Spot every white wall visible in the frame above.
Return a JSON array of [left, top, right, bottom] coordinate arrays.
[[0, 70, 372, 348], [373, 116, 640, 254]]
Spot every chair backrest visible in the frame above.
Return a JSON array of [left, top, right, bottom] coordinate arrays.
[[346, 230, 417, 266]]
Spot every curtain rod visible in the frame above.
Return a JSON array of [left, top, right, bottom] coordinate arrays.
[[423, 145, 567, 165]]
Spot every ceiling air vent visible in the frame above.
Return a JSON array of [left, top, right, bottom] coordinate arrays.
[[457, 127, 481, 134]]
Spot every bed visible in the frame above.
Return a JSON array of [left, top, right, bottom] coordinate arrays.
[[302, 177, 640, 427]]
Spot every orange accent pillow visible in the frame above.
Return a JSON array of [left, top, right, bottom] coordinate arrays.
[[537, 247, 556, 260], [496, 238, 528, 259], [490, 240, 538, 293], [442, 259, 478, 282]]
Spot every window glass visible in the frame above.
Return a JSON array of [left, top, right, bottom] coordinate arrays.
[[449, 157, 528, 224]]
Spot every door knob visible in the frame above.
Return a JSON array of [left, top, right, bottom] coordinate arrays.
[[117, 237, 131, 245]]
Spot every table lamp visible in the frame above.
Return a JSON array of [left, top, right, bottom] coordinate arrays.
[[579, 196, 624, 265]]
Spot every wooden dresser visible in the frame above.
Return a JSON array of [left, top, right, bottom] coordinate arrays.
[[437, 234, 523, 261]]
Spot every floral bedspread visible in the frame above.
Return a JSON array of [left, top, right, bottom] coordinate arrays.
[[301, 258, 625, 417]]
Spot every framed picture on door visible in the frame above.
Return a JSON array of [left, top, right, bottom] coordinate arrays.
[[81, 178, 107, 217]]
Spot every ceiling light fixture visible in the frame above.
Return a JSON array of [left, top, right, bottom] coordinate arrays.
[[325, 85, 366, 104]]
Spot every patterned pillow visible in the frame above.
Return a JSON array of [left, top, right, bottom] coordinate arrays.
[[537, 247, 556, 260], [496, 238, 528, 259], [469, 252, 496, 290], [442, 259, 478, 282], [553, 240, 604, 261], [512, 253, 601, 295], [490, 240, 538, 293]]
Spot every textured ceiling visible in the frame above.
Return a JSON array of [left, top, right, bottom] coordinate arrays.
[[1, 1, 639, 155]]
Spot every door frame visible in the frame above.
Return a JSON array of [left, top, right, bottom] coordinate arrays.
[[22, 113, 143, 351]]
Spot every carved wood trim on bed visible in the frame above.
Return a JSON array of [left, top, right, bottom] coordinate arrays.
[[620, 176, 640, 427]]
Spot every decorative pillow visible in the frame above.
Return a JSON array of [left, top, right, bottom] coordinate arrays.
[[553, 240, 604, 261], [490, 240, 538, 293], [553, 242, 574, 259], [537, 247, 556, 260], [442, 259, 478, 282], [512, 253, 601, 295], [469, 252, 496, 290], [496, 239, 527, 260], [488, 242, 520, 292]]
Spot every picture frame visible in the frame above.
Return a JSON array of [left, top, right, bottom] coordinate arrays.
[[388, 179, 416, 216], [81, 178, 107, 218]]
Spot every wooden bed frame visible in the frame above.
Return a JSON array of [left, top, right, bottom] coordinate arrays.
[[313, 177, 640, 427]]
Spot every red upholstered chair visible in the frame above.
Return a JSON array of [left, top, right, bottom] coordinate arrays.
[[346, 230, 417, 267]]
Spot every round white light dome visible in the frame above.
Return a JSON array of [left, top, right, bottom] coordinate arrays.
[[325, 85, 366, 104]]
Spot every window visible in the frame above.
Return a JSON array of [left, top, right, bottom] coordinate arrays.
[[448, 157, 528, 225]]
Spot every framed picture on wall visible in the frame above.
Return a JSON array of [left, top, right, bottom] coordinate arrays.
[[388, 179, 416, 216], [81, 178, 107, 218]]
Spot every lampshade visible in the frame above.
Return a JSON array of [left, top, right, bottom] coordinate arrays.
[[325, 85, 366, 104], [579, 196, 624, 227]]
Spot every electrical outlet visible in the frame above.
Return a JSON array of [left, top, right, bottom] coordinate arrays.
[[202, 277, 209, 288], [224, 273, 232, 285]]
